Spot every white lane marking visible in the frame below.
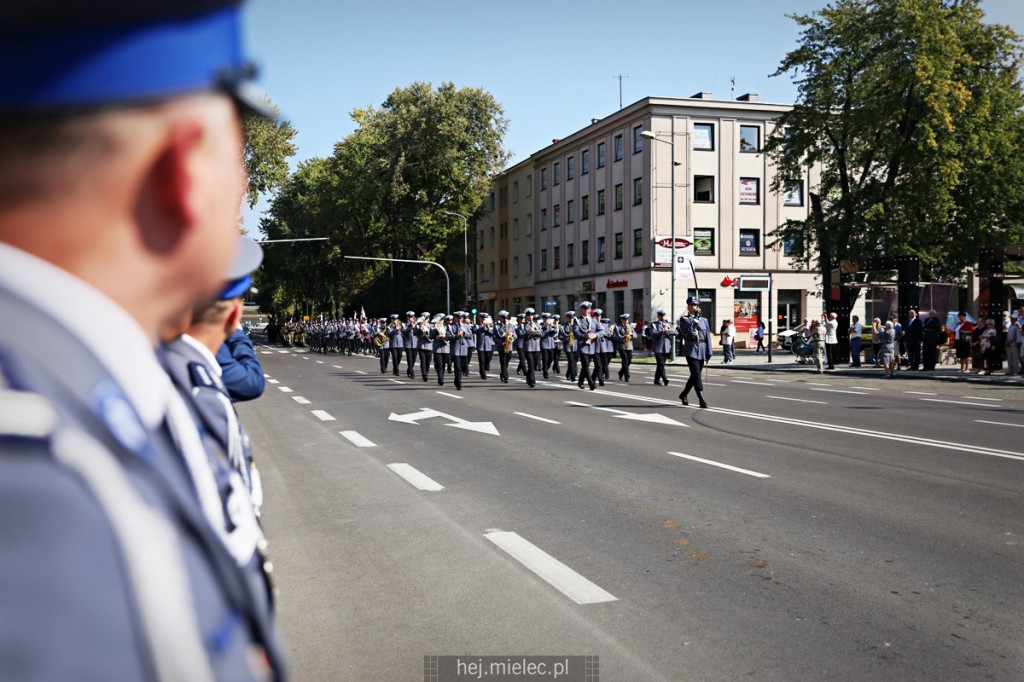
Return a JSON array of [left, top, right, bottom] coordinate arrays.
[[302, 357, 309, 360], [436, 391, 464, 399], [904, 391, 937, 395], [975, 420, 1024, 429], [388, 378, 405, 384], [962, 396, 1002, 402], [353, 370, 367, 375], [263, 374, 271, 378], [920, 398, 1000, 408], [267, 379, 279, 384], [731, 380, 776, 387], [261, 351, 272, 355], [484, 531, 617, 605], [666, 451, 771, 478], [706, 405, 1024, 462], [768, 395, 827, 404], [565, 401, 688, 427], [311, 410, 336, 421], [850, 386, 880, 391], [809, 388, 870, 395], [763, 379, 792, 383], [807, 382, 829, 386], [277, 386, 293, 393], [333, 365, 343, 369], [514, 412, 561, 424], [277, 350, 290, 354], [387, 463, 443, 491], [340, 431, 377, 448], [389, 408, 499, 436], [292, 396, 311, 405], [316, 360, 324, 364], [705, 382, 727, 387]]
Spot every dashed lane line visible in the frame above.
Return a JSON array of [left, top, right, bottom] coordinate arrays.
[[311, 410, 335, 421], [513, 412, 561, 424], [340, 431, 377, 447], [386, 463, 443, 491], [292, 396, 311, 405], [666, 451, 771, 478], [277, 386, 293, 393]]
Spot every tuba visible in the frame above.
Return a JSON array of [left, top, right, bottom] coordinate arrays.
[[373, 327, 388, 348]]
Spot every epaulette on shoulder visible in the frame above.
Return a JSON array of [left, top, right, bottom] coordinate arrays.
[[0, 388, 58, 439]]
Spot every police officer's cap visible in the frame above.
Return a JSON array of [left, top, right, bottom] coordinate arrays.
[[444, 314, 453, 321], [406, 310, 416, 317], [0, 0, 275, 119], [565, 311, 576, 317], [593, 308, 603, 315], [421, 311, 430, 317], [686, 296, 701, 305], [389, 313, 399, 319], [524, 307, 536, 315], [516, 313, 525, 319], [218, 236, 263, 299], [540, 312, 550, 319], [498, 310, 509, 318], [580, 301, 592, 309], [620, 313, 630, 319], [656, 309, 666, 315]]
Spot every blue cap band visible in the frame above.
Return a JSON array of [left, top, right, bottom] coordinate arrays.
[[0, 6, 245, 111], [219, 274, 251, 300]]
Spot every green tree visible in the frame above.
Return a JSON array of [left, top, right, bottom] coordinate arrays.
[[242, 103, 298, 209], [765, 0, 1024, 288]]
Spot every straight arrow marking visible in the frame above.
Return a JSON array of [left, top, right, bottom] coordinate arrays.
[[564, 401, 687, 427]]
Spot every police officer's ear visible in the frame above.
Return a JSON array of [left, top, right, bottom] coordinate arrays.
[[223, 298, 244, 338], [150, 117, 208, 233]]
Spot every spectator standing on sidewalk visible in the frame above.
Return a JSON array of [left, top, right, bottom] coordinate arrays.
[[823, 312, 839, 369], [977, 319, 998, 375], [849, 315, 863, 367], [953, 312, 975, 373], [904, 309, 923, 369], [875, 319, 897, 378], [1005, 313, 1021, 376], [809, 319, 826, 374], [922, 310, 942, 370], [889, 314, 904, 371], [720, 319, 735, 363]]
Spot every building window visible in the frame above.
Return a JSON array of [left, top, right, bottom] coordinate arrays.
[[581, 149, 590, 174], [614, 134, 623, 161], [526, 175, 533, 197], [597, 142, 606, 168], [553, 204, 560, 227], [694, 228, 714, 256], [489, 261, 495, 282], [694, 175, 715, 203], [597, 236, 606, 262], [614, 233, 623, 259], [740, 125, 760, 152], [489, 192, 495, 212], [541, 249, 547, 271], [489, 225, 495, 246], [540, 208, 547, 231], [479, 264, 484, 282], [527, 254, 533, 274], [693, 123, 714, 150], [513, 218, 519, 240], [567, 156, 574, 180], [553, 162, 560, 185], [567, 200, 574, 224], [526, 213, 533, 236], [632, 177, 643, 206], [567, 243, 574, 268], [554, 246, 561, 269], [512, 181, 519, 203], [597, 189, 606, 215], [739, 229, 760, 256], [581, 240, 589, 265], [633, 125, 644, 154], [614, 184, 623, 211], [783, 234, 803, 258], [540, 167, 547, 190], [581, 195, 590, 220], [739, 177, 760, 204], [633, 229, 643, 256], [478, 230, 484, 250], [513, 256, 519, 278], [784, 181, 804, 206]]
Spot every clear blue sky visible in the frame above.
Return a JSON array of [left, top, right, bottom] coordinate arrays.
[[241, 0, 1023, 232]]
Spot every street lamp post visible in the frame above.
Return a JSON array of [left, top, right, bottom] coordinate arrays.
[[641, 130, 681, 361], [440, 210, 469, 310]]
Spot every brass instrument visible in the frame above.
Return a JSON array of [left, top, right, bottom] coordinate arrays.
[[566, 322, 575, 348], [431, 313, 447, 340], [624, 321, 633, 348], [373, 326, 388, 348], [503, 320, 515, 353], [417, 313, 431, 338]]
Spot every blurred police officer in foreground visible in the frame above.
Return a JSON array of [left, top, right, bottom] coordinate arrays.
[[0, 2, 287, 680]]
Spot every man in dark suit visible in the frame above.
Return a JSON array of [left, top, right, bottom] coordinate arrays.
[[904, 309, 923, 369], [678, 296, 714, 408]]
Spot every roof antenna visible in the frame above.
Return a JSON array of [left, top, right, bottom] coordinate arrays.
[[613, 74, 629, 109], [731, 77, 735, 99]]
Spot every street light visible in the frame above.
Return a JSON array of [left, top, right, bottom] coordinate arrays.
[[440, 210, 469, 310], [641, 129, 682, 361]]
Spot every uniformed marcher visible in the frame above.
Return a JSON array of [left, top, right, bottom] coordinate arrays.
[[651, 309, 676, 385], [562, 311, 579, 382], [678, 296, 713, 408], [0, 2, 287, 679], [403, 311, 418, 378], [595, 310, 612, 386], [432, 314, 451, 385], [613, 313, 635, 381], [474, 313, 496, 379], [494, 311, 514, 383], [519, 308, 542, 387], [462, 312, 475, 377], [450, 314, 469, 390], [514, 312, 527, 376], [386, 314, 403, 375], [574, 302, 598, 390], [415, 311, 433, 381]]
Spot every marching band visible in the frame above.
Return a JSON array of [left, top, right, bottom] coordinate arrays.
[[268, 299, 707, 397]]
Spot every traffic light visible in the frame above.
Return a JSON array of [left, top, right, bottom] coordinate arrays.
[[471, 308, 478, 315]]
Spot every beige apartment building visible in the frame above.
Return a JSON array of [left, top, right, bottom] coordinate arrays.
[[476, 93, 822, 342]]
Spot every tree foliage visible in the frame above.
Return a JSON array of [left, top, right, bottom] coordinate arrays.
[[242, 103, 298, 209], [765, 0, 1024, 284], [256, 82, 509, 318]]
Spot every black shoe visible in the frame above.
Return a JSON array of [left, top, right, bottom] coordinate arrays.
[[698, 401, 709, 408], [543, 373, 549, 379], [598, 381, 604, 386], [589, 384, 596, 391], [664, 379, 669, 385], [578, 382, 584, 389], [680, 392, 689, 406], [625, 376, 630, 382]]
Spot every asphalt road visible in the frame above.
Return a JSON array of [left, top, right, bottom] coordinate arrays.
[[237, 346, 1024, 681]]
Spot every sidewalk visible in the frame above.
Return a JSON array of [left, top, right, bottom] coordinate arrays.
[[679, 348, 1024, 384]]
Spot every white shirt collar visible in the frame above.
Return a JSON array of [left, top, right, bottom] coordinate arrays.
[[180, 333, 223, 377], [0, 243, 169, 429]]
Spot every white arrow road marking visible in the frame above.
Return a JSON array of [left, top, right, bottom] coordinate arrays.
[[666, 451, 771, 478], [311, 410, 335, 421], [340, 431, 376, 447], [484, 531, 617, 605], [292, 396, 311, 405], [564, 401, 688, 427], [388, 408, 499, 436], [514, 412, 561, 424], [387, 463, 443, 491]]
